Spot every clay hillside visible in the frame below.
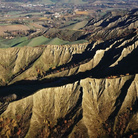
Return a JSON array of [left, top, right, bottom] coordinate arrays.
[[0, 9, 138, 137]]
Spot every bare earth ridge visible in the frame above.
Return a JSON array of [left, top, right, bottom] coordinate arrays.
[[0, 9, 138, 137]]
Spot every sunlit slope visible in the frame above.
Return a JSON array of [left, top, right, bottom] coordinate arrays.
[[61, 20, 88, 30], [0, 9, 138, 138]]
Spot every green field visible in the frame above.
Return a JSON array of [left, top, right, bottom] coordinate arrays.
[[61, 20, 88, 30], [0, 35, 88, 48], [0, 37, 28, 48]]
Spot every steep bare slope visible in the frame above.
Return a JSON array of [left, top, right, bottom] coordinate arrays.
[[0, 9, 138, 137], [0, 75, 137, 137]]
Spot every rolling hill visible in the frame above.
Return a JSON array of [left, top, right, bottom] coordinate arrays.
[[0, 35, 88, 48]]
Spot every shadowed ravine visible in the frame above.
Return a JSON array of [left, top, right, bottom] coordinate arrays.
[[0, 9, 138, 138]]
